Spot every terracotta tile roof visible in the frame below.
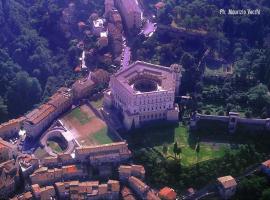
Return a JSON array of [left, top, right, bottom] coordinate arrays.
[[131, 165, 145, 175], [119, 165, 132, 174], [25, 88, 71, 125], [262, 160, 270, 168], [0, 138, 15, 149], [121, 186, 136, 200], [158, 187, 177, 200], [47, 87, 71, 108], [23, 191, 33, 199], [33, 167, 48, 174], [108, 180, 120, 192], [0, 117, 25, 130], [32, 184, 41, 194], [98, 184, 108, 195], [217, 176, 237, 189], [147, 191, 161, 200], [155, 2, 165, 9], [25, 104, 56, 125], [128, 176, 149, 194], [63, 165, 79, 173]]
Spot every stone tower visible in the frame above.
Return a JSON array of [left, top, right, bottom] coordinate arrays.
[[170, 64, 182, 96]]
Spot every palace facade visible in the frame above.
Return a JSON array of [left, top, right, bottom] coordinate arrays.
[[104, 61, 181, 130]]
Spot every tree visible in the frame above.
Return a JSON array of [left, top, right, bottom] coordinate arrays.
[[162, 144, 168, 156], [176, 146, 182, 159], [173, 142, 178, 159], [234, 176, 268, 200], [247, 83, 270, 114], [7, 72, 42, 117], [261, 188, 270, 200], [0, 96, 8, 122], [195, 142, 200, 163]]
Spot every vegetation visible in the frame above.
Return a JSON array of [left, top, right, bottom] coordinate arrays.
[[233, 174, 270, 200], [90, 97, 104, 109], [155, 125, 227, 166], [68, 107, 91, 125], [133, 143, 267, 193], [133, 0, 270, 118], [34, 147, 49, 160], [47, 140, 64, 153], [0, 0, 105, 123], [92, 128, 113, 145]]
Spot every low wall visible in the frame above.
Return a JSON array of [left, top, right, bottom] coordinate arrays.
[[191, 113, 270, 134]]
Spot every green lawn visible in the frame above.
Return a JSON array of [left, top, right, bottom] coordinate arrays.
[[175, 127, 226, 164], [47, 141, 64, 153], [156, 126, 227, 166], [127, 124, 228, 167], [92, 128, 113, 144], [69, 107, 91, 125]]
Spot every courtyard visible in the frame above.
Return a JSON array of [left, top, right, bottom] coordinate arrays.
[[61, 104, 115, 146]]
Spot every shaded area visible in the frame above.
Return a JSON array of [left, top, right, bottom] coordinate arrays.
[[47, 136, 67, 153], [125, 123, 227, 167]]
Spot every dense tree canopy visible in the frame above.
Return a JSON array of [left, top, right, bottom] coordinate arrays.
[[0, 0, 104, 122]]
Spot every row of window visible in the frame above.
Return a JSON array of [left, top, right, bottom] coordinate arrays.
[[139, 113, 166, 121], [135, 97, 173, 105]]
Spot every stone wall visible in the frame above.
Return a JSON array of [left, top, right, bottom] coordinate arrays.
[[190, 112, 270, 134]]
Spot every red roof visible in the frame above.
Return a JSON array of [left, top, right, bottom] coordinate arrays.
[[262, 160, 270, 168], [74, 65, 82, 72], [155, 2, 165, 10], [158, 187, 177, 200]]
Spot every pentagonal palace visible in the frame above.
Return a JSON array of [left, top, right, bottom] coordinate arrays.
[[104, 61, 182, 130]]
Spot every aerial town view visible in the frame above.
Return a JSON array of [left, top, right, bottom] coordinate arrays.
[[0, 0, 270, 200]]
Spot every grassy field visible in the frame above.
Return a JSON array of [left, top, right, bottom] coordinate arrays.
[[68, 107, 91, 125], [47, 141, 64, 153], [62, 104, 116, 146], [157, 126, 227, 166], [127, 124, 228, 167], [92, 128, 113, 145]]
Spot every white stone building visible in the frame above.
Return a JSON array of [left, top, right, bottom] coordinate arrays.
[[104, 61, 181, 130], [92, 18, 105, 36]]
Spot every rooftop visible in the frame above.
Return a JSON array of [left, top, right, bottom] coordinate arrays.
[[113, 61, 175, 95], [128, 176, 149, 194], [121, 186, 136, 200], [217, 176, 237, 189], [25, 104, 56, 125], [0, 117, 25, 130], [93, 18, 105, 28], [76, 141, 129, 153], [0, 138, 15, 149], [262, 160, 270, 168], [25, 87, 71, 125], [158, 187, 177, 200]]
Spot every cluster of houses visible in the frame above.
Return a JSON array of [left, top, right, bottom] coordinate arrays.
[[7, 160, 177, 200], [0, 69, 110, 141]]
